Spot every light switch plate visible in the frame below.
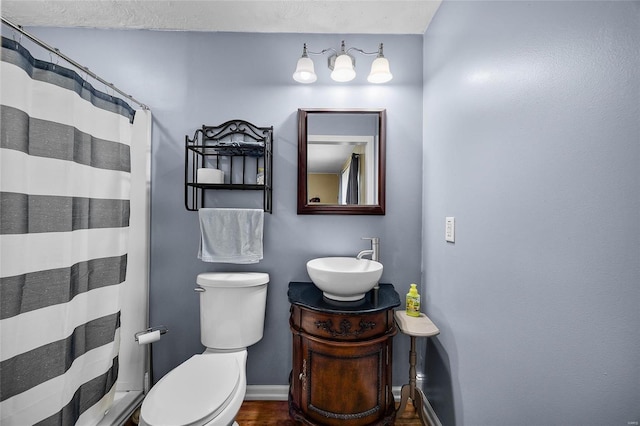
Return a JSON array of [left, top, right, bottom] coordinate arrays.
[[445, 217, 455, 242]]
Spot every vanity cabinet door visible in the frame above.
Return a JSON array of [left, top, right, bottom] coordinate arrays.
[[300, 336, 394, 426]]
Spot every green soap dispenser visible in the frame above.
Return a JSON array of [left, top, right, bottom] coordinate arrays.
[[406, 283, 421, 317]]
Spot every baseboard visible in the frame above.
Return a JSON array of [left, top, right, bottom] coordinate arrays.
[[245, 385, 289, 401], [421, 391, 442, 426], [392, 386, 401, 400], [245, 385, 405, 402]]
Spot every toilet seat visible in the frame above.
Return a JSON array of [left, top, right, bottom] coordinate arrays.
[[141, 353, 241, 426]]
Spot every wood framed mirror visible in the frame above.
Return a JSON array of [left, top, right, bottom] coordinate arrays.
[[298, 108, 386, 215]]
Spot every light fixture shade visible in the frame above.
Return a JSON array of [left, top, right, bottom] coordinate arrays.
[[293, 56, 317, 83], [331, 54, 356, 82], [367, 57, 393, 83]]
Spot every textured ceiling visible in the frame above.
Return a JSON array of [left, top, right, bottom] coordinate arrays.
[[1, 1, 442, 34]]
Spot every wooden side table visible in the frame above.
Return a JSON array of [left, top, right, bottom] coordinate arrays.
[[394, 310, 440, 426]]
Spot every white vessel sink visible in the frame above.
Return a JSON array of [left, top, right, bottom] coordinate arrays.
[[306, 257, 383, 302]]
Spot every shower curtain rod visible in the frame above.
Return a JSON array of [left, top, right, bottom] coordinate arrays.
[[2, 17, 150, 110]]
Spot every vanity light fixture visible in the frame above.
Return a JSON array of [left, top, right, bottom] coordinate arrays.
[[292, 40, 393, 84]]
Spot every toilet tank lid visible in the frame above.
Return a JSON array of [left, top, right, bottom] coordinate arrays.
[[197, 272, 269, 288]]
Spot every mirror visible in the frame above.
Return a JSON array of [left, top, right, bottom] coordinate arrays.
[[298, 108, 386, 214]]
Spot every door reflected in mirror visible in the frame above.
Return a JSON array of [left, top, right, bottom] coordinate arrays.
[[298, 109, 386, 214]]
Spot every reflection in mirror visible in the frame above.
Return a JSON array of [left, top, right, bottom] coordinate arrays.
[[298, 109, 386, 214], [307, 134, 376, 205]]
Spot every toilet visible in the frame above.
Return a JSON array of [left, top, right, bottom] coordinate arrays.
[[140, 272, 269, 426]]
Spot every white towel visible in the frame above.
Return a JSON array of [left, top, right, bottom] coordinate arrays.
[[198, 208, 264, 263]]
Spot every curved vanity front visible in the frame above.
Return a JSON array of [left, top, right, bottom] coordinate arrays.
[[288, 282, 400, 426]]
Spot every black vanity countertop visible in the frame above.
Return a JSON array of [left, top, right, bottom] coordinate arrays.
[[288, 282, 400, 314]]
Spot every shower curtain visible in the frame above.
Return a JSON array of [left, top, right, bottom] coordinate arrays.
[[346, 153, 360, 205], [0, 37, 136, 425]]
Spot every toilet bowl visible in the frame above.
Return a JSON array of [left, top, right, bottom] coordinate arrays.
[[139, 350, 247, 426]]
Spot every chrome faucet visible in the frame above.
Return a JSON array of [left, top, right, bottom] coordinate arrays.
[[358, 237, 381, 297], [357, 237, 380, 261]]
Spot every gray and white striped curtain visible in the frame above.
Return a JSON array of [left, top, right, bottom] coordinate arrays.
[[0, 37, 135, 425]]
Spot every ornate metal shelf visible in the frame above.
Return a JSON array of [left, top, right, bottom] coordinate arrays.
[[186, 183, 265, 191], [187, 144, 265, 157], [184, 119, 273, 212]]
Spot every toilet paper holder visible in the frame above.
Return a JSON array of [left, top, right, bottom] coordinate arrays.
[[134, 325, 168, 342]]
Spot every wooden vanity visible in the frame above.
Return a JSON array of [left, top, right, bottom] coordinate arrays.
[[288, 282, 400, 425]]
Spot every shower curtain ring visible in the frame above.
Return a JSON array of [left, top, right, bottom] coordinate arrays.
[[49, 49, 60, 66], [12, 29, 23, 45]]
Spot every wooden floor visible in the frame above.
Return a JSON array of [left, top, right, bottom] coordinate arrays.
[[126, 400, 424, 425], [235, 400, 423, 425]]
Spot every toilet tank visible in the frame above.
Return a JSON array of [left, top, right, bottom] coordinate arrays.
[[196, 272, 269, 350]]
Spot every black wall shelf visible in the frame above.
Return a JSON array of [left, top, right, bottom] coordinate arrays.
[[184, 119, 273, 212]]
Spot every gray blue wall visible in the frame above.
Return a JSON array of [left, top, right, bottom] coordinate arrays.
[[21, 28, 423, 386], [14, 1, 640, 422], [422, 1, 640, 425]]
